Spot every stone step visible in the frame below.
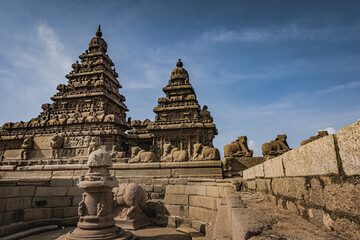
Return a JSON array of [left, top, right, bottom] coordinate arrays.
[[176, 227, 205, 239], [2, 225, 58, 240]]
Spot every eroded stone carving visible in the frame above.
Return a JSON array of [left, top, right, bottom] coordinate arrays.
[[191, 143, 220, 161], [88, 136, 101, 155], [20, 136, 33, 160], [301, 130, 329, 146], [262, 134, 291, 158], [128, 146, 157, 163], [114, 183, 150, 230], [161, 143, 188, 162], [50, 134, 63, 159], [224, 136, 253, 157]]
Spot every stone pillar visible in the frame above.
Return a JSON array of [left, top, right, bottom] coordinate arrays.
[[59, 148, 136, 240]]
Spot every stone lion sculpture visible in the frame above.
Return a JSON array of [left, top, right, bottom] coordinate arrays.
[[262, 134, 291, 158], [114, 183, 146, 220], [161, 143, 188, 162], [50, 134, 63, 159], [20, 136, 33, 160], [191, 143, 220, 161], [223, 136, 253, 157], [128, 146, 157, 163]]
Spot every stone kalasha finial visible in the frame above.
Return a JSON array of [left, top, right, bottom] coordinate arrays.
[[176, 59, 183, 68], [96, 24, 102, 37]]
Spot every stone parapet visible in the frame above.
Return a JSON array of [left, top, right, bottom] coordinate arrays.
[[241, 120, 360, 239]]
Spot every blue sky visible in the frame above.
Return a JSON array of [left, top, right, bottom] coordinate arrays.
[[0, 0, 360, 156]]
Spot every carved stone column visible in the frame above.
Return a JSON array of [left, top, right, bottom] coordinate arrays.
[[59, 148, 136, 240]]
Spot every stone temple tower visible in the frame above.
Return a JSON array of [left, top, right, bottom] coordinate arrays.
[[147, 59, 218, 158], [0, 26, 129, 164]]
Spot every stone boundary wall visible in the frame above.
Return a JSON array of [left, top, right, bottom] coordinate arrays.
[[0, 178, 80, 237], [0, 161, 225, 237], [163, 179, 232, 236], [242, 120, 360, 239]]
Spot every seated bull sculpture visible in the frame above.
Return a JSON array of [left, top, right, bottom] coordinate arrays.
[[191, 143, 220, 161], [223, 136, 253, 157], [161, 143, 188, 162], [301, 130, 328, 146], [262, 134, 291, 158], [114, 183, 150, 230], [128, 146, 157, 163]]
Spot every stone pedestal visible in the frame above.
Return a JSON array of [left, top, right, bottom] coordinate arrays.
[[58, 148, 136, 240], [221, 157, 265, 177], [115, 215, 151, 230]]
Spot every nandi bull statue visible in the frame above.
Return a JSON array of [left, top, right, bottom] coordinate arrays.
[[190, 143, 220, 161], [128, 146, 158, 163], [161, 143, 188, 162], [114, 183, 151, 230]]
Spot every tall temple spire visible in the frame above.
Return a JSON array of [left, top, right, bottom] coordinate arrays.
[[0, 27, 129, 159]]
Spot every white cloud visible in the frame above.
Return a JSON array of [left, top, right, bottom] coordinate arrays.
[[248, 140, 255, 149], [315, 81, 360, 95], [324, 127, 337, 134]]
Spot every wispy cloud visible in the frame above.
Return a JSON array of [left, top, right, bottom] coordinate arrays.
[[123, 61, 169, 89], [315, 81, 360, 95], [202, 23, 359, 43], [0, 23, 72, 123]]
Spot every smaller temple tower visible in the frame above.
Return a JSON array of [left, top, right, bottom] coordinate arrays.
[[146, 59, 218, 158]]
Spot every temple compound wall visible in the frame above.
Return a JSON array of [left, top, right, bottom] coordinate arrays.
[[241, 120, 360, 240], [0, 164, 232, 238]]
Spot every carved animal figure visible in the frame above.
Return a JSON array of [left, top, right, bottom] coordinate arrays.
[[262, 134, 291, 158], [114, 183, 146, 220], [87, 148, 112, 167], [161, 143, 188, 162], [224, 136, 253, 157], [50, 134, 63, 159], [20, 136, 33, 160], [191, 143, 220, 161], [128, 146, 157, 163], [301, 130, 329, 146], [88, 136, 101, 154]]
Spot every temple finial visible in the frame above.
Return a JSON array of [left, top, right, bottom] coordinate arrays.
[[96, 25, 102, 37], [176, 59, 183, 68]]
